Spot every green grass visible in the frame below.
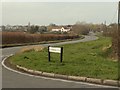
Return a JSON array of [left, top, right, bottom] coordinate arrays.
[[10, 37, 118, 80]]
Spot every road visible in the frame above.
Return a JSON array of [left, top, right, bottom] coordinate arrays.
[[0, 35, 118, 88]]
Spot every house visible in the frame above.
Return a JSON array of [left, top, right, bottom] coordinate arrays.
[[61, 27, 70, 32], [51, 28, 61, 32], [52, 27, 71, 32]]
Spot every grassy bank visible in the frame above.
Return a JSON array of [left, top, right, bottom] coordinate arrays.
[[10, 37, 118, 80]]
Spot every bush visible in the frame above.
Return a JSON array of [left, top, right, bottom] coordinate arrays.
[[103, 23, 119, 59], [1, 31, 79, 44], [72, 24, 89, 35]]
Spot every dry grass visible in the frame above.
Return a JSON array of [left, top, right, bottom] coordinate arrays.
[[102, 44, 112, 51], [18, 46, 45, 53], [2, 32, 79, 45]]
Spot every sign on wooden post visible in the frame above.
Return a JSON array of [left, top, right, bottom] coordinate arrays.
[[48, 46, 63, 62]]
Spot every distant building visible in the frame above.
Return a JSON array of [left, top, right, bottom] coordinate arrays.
[[52, 27, 71, 32], [61, 27, 71, 32], [52, 28, 61, 32]]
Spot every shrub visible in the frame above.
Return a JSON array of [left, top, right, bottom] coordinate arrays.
[[1, 31, 79, 44]]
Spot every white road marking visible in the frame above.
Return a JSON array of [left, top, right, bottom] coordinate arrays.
[[1, 54, 118, 88]]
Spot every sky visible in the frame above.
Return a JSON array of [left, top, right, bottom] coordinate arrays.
[[1, 1, 119, 26]]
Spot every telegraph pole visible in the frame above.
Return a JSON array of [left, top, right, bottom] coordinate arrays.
[[118, 1, 120, 87], [104, 21, 107, 37]]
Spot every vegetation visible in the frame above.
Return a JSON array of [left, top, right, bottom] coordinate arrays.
[[2, 32, 79, 45], [38, 26, 48, 34], [71, 22, 89, 35], [71, 22, 104, 35], [27, 25, 39, 34], [102, 23, 118, 59], [10, 37, 118, 80], [27, 25, 48, 34]]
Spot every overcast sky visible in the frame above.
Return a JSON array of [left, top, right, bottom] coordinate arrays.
[[2, 2, 118, 25]]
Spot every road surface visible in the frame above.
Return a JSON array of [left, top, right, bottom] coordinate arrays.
[[0, 35, 118, 88]]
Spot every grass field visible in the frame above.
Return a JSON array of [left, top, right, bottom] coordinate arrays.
[[10, 37, 118, 80]]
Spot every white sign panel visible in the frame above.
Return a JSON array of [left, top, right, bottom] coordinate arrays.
[[49, 47, 61, 53]]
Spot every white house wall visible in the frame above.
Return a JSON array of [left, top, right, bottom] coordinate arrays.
[[52, 27, 70, 32]]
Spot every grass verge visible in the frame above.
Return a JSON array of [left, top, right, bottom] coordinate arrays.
[[9, 37, 118, 80]]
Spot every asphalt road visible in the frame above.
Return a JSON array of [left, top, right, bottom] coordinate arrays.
[[0, 35, 119, 88]]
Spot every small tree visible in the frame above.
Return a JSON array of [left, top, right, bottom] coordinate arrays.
[[2, 25, 5, 31], [28, 25, 39, 34], [38, 26, 47, 34], [72, 24, 89, 35], [49, 23, 56, 26]]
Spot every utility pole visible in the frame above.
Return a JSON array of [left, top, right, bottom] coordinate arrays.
[[104, 21, 106, 25], [104, 21, 107, 36], [118, 1, 120, 87]]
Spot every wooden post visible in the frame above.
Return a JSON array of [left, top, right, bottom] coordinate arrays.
[[60, 47, 63, 63], [48, 46, 50, 62]]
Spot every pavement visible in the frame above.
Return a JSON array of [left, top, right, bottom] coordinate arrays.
[[0, 34, 119, 88]]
